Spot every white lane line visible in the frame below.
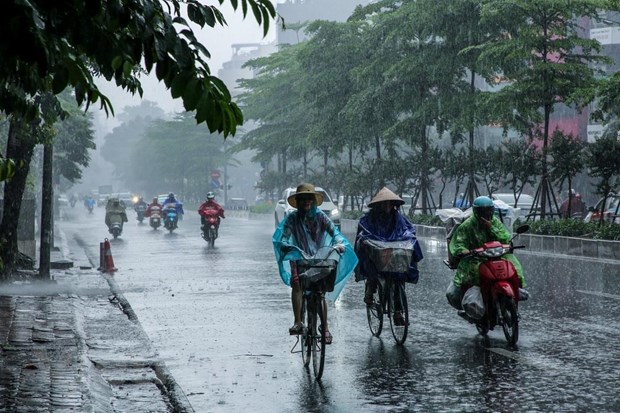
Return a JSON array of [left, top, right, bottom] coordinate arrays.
[[487, 347, 525, 362], [576, 290, 620, 300], [487, 347, 566, 371]]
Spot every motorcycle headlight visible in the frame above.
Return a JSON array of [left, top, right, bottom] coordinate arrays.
[[132, 196, 139, 204], [482, 246, 504, 258]]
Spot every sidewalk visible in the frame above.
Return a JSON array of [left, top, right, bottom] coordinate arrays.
[[0, 227, 194, 412]]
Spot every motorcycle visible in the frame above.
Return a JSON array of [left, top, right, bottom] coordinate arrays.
[[163, 205, 178, 233], [85, 198, 96, 214], [445, 224, 529, 346], [200, 209, 220, 247], [108, 222, 123, 239], [149, 206, 162, 230], [135, 204, 147, 223]]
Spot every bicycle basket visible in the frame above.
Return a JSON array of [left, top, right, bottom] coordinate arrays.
[[296, 259, 338, 292], [362, 239, 414, 274]]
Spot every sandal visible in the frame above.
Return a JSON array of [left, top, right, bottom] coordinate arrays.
[[324, 330, 333, 345], [393, 311, 406, 327], [318, 325, 333, 345], [289, 322, 304, 335]]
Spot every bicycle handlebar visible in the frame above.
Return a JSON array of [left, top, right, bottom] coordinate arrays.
[[281, 244, 343, 260]]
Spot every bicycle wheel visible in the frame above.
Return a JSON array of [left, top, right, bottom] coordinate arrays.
[[311, 297, 326, 380], [499, 295, 519, 346], [301, 298, 310, 367], [388, 281, 409, 345], [366, 281, 383, 337]]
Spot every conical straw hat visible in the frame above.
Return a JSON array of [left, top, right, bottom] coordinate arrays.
[[367, 187, 405, 207]]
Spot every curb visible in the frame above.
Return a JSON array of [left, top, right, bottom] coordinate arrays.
[[73, 233, 196, 413]]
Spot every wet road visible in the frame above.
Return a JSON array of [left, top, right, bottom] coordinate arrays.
[[60, 206, 620, 412]]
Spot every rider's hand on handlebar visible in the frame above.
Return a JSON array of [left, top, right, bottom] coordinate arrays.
[[460, 249, 470, 256], [334, 244, 345, 253], [280, 244, 294, 254]]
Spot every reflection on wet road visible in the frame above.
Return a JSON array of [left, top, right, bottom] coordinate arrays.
[[61, 208, 620, 412]]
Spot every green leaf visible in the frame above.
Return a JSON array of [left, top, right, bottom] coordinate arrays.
[[0, 158, 17, 182], [204, 7, 216, 27], [261, 10, 270, 37], [144, 50, 154, 73], [52, 68, 69, 94], [171, 71, 191, 99], [123, 61, 132, 78], [182, 77, 201, 110], [111, 56, 123, 71], [250, 2, 262, 25], [155, 59, 168, 81], [187, 3, 204, 26], [209, 76, 231, 101]]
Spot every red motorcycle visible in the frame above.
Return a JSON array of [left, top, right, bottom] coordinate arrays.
[[446, 225, 529, 346], [200, 208, 220, 247]]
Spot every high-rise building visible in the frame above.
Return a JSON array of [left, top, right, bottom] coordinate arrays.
[[276, 0, 372, 45]]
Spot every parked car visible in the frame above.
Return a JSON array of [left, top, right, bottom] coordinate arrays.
[[57, 194, 69, 207], [112, 192, 134, 207], [274, 187, 341, 229], [227, 198, 248, 210], [401, 194, 423, 216], [97, 193, 109, 207], [584, 193, 620, 224], [492, 193, 537, 218]]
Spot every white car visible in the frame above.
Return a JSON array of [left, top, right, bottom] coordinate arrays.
[[274, 187, 341, 229], [57, 194, 69, 207], [492, 193, 536, 218]]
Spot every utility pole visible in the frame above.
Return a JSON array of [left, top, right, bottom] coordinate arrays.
[[39, 142, 53, 279], [223, 140, 228, 207]]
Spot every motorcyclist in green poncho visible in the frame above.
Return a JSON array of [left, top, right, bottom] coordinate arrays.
[[446, 196, 528, 310]]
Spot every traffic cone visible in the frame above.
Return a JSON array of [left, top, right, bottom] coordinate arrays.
[[103, 238, 117, 273], [98, 241, 105, 272]]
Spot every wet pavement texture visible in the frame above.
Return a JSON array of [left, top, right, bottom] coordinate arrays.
[[0, 220, 193, 412], [7, 205, 620, 413]]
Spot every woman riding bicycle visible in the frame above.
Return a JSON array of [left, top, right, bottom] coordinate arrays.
[[273, 183, 357, 345], [354, 187, 424, 325]]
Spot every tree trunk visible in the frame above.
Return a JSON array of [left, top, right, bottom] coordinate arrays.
[[466, 69, 477, 206], [0, 117, 37, 280], [39, 143, 53, 279], [303, 149, 307, 178], [323, 145, 329, 176]]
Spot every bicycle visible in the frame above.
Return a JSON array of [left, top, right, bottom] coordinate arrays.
[[366, 275, 409, 345], [289, 246, 341, 380], [361, 238, 415, 345]]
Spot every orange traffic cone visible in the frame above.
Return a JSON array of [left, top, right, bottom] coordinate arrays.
[[103, 238, 117, 273]]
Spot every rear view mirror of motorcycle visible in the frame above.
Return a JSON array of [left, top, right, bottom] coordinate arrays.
[[515, 224, 530, 234]]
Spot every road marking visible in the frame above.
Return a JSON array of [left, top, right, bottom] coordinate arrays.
[[487, 347, 525, 361], [487, 347, 566, 371], [576, 290, 620, 300]]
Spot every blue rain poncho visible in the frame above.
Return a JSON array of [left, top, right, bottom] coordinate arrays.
[[273, 207, 358, 301], [354, 210, 424, 283]]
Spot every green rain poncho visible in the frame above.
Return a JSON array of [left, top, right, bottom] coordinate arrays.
[[449, 215, 525, 288]]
